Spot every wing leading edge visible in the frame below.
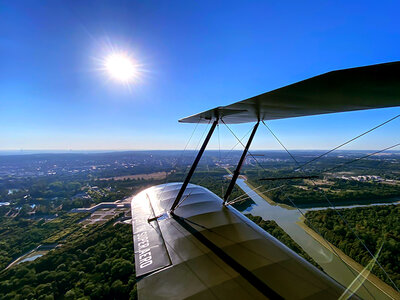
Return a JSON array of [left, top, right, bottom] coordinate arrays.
[[179, 61, 400, 124]]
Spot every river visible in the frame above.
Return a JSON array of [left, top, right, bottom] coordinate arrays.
[[6, 244, 58, 269], [235, 178, 398, 300]]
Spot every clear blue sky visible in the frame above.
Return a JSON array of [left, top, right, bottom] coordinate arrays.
[[1, 0, 399, 151]]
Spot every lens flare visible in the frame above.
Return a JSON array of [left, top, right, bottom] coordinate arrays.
[[104, 53, 138, 83]]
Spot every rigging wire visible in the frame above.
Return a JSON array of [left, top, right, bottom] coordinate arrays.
[[235, 120, 377, 297], [282, 195, 376, 300], [217, 123, 224, 197], [310, 175, 400, 293], [176, 120, 377, 297], [156, 119, 201, 204], [322, 143, 400, 174], [177, 119, 255, 210], [226, 185, 285, 206], [168, 113, 399, 296], [227, 184, 264, 203], [175, 155, 222, 209], [175, 120, 219, 209], [289, 114, 400, 171], [223, 120, 376, 297], [221, 126, 254, 162], [174, 119, 201, 177], [180, 120, 211, 182], [222, 121, 375, 296], [262, 120, 299, 164], [177, 121, 258, 210], [226, 185, 265, 205], [222, 120, 267, 172], [262, 121, 400, 292]]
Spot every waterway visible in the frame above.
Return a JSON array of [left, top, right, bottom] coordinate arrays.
[[235, 178, 398, 300], [19, 253, 44, 263], [6, 244, 58, 269]]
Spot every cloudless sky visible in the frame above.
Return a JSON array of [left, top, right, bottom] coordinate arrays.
[[1, 0, 399, 151]]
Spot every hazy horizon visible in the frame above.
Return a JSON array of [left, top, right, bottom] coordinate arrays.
[[1, 149, 400, 156]]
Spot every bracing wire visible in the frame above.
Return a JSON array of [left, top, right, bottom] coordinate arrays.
[[283, 194, 376, 300], [292, 114, 400, 171], [226, 123, 373, 293], [177, 120, 270, 210], [242, 119, 377, 296], [175, 120, 218, 209], [222, 120, 266, 172], [184, 121, 201, 153], [175, 160, 216, 209], [176, 197, 371, 300], [223, 120, 374, 297], [322, 143, 400, 174], [310, 176, 400, 293], [226, 185, 285, 206], [202, 120, 377, 297], [178, 122, 258, 210], [217, 123, 225, 197], [215, 122, 258, 202], [180, 120, 211, 182], [228, 184, 264, 203], [156, 119, 201, 204], [221, 126, 254, 162], [262, 120, 400, 292], [173, 119, 200, 176], [262, 120, 299, 164]]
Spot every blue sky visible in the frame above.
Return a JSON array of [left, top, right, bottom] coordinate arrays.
[[1, 0, 399, 151]]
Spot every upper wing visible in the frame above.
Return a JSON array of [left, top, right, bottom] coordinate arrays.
[[179, 61, 400, 124]]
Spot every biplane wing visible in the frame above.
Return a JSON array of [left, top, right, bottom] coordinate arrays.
[[132, 183, 348, 299], [132, 61, 400, 299], [179, 61, 400, 124]]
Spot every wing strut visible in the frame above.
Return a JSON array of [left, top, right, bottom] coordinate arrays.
[[170, 119, 219, 212], [223, 121, 259, 204]]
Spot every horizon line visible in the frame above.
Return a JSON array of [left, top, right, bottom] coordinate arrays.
[[1, 149, 400, 153]]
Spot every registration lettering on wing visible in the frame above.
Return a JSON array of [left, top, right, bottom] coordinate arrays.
[[131, 193, 171, 277]]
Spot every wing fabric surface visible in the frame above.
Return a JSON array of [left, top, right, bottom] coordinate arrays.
[[131, 183, 349, 299], [179, 61, 400, 124]]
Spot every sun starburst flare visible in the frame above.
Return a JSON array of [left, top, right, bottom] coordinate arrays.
[[99, 51, 142, 84], [105, 53, 137, 82]]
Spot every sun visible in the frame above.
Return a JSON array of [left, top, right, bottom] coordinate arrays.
[[104, 53, 138, 83]]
